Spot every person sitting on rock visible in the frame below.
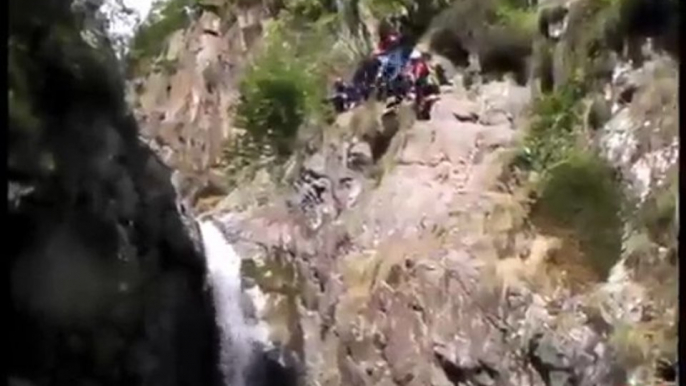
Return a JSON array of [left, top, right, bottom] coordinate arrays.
[[329, 78, 350, 113], [408, 50, 429, 96], [329, 78, 362, 113], [422, 52, 442, 96], [376, 20, 401, 55], [408, 50, 441, 119], [352, 56, 381, 100], [373, 20, 403, 78]]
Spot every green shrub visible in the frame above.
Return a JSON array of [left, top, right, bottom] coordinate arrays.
[[286, 0, 337, 21], [236, 71, 309, 157], [492, 0, 537, 34], [516, 80, 585, 172], [516, 76, 624, 278], [234, 18, 331, 158], [533, 152, 624, 278], [636, 169, 678, 248], [127, 0, 196, 74]]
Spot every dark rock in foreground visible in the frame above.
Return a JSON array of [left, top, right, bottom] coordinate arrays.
[[8, 1, 221, 385]]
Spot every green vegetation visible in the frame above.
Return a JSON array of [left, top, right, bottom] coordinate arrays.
[[516, 0, 679, 281], [235, 60, 315, 157], [516, 80, 585, 172], [364, 0, 406, 19], [514, 79, 626, 279], [507, 0, 656, 280], [236, 9, 353, 158], [636, 168, 678, 248], [492, 0, 537, 35], [532, 152, 624, 278], [284, 0, 337, 22], [128, 0, 196, 74]]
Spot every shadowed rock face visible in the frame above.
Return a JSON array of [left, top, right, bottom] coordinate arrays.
[[8, 1, 222, 385], [246, 344, 302, 386]]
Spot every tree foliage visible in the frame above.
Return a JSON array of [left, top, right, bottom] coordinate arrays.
[[234, 18, 331, 158], [127, 0, 197, 73]]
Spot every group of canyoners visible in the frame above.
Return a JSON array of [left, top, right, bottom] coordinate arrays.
[[327, 19, 449, 120]]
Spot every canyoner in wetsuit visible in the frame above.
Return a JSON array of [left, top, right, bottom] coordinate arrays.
[[328, 77, 361, 113], [352, 56, 380, 101], [373, 22, 413, 104], [408, 50, 440, 120], [341, 16, 411, 109], [347, 29, 398, 105], [329, 78, 349, 113]]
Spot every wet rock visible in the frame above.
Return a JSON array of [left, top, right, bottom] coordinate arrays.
[[8, 2, 220, 385], [247, 344, 302, 386], [348, 141, 374, 170]]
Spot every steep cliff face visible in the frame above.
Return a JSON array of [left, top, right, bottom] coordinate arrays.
[[126, 0, 677, 385], [212, 83, 631, 386], [206, 2, 676, 386], [129, 3, 272, 207], [8, 1, 222, 385]]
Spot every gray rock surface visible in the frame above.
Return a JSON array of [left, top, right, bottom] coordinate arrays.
[[211, 80, 629, 386]]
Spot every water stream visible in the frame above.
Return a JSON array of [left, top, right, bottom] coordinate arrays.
[[198, 220, 254, 386]]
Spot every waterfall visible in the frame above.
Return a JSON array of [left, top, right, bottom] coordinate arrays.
[[198, 220, 254, 386]]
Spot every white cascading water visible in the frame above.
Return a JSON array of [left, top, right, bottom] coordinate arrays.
[[198, 220, 254, 386]]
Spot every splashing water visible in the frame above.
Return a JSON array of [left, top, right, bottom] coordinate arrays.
[[198, 220, 253, 386]]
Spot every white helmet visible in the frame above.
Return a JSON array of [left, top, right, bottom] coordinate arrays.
[[410, 50, 421, 60]]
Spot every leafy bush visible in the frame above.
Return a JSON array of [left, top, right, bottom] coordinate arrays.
[[234, 18, 331, 158], [514, 75, 624, 279], [516, 80, 585, 172], [532, 152, 624, 278], [285, 0, 337, 21], [492, 0, 537, 33], [127, 0, 196, 74]]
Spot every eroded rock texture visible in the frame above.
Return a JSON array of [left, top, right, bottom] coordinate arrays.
[[211, 83, 630, 386]]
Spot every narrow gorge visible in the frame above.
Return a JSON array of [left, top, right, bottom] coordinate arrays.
[[8, 0, 679, 386]]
